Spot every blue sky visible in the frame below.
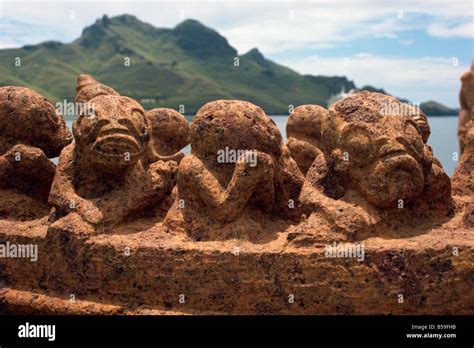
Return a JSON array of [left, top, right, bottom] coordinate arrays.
[[0, 0, 472, 107]]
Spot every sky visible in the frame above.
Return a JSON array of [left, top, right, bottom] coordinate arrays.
[[0, 0, 473, 107]]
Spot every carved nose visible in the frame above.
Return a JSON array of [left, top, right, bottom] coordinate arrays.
[[379, 140, 406, 157], [99, 119, 131, 136]]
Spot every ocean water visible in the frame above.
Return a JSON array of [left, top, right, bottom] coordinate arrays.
[[64, 115, 459, 176]]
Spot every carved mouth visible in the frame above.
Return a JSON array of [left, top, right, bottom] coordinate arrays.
[[93, 134, 141, 157], [380, 149, 408, 162], [376, 150, 422, 178]]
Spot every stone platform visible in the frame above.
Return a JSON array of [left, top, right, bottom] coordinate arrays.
[[1, 205, 473, 315]]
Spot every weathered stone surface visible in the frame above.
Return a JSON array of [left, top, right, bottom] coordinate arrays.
[[0, 212, 472, 314], [0, 86, 72, 220], [295, 92, 453, 243], [0, 90, 472, 315], [144, 108, 190, 165], [452, 112, 473, 227], [286, 105, 328, 175], [75, 74, 119, 104], [164, 100, 304, 242], [453, 119, 473, 197], [75, 75, 189, 168], [48, 93, 177, 231]]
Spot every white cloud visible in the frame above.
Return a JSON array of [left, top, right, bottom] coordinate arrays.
[[280, 54, 467, 107], [427, 21, 473, 38], [0, 0, 471, 106], [399, 39, 415, 46], [0, 0, 472, 51]]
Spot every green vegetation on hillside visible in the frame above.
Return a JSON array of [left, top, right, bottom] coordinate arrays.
[[0, 14, 458, 115]]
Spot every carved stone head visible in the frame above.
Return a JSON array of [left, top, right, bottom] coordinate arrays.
[[146, 108, 190, 156], [73, 94, 149, 172], [321, 91, 436, 208], [286, 105, 328, 174], [0, 86, 72, 157], [191, 100, 283, 161]]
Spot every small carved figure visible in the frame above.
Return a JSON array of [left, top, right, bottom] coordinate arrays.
[[144, 108, 190, 165], [49, 94, 177, 230], [287, 96, 430, 176], [295, 92, 452, 242], [0, 86, 72, 220], [286, 105, 328, 175], [164, 100, 304, 242]]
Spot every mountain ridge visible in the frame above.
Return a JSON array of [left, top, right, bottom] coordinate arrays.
[[0, 14, 458, 115]]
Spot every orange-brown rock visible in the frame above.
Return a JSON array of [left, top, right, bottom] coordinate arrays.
[[0, 93, 471, 316], [0, 210, 472, 315], [452, 110, 473, 227], [164, 100, 304, 242], [48, 94, 177, 231], [144, 108, 190, 165], [286, 105, 328, 175], [75, 74, 119, 104], [0, 86, 72, 220], [295, 91, 453, 243]]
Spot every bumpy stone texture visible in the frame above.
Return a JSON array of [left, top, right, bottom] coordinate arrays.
[[294, 92, 453, 244], [0, 90, 472, 316], [144, 108, 190, 165], [75, 74, 119, 104], [287, 95, 430, 177], [286, 105, 328, 175], [452, 113, 473, 227], [164, 100, 304, 242], [48, 92, 177, 232], [0, 212, 472, 315], [0, 86, 72, 220]]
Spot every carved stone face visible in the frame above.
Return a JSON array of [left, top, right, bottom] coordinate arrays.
[[73, 95, 149, 171], [191, 100, 283, 160], [0, 86, 72, 157], [327, 92, 431, 208]]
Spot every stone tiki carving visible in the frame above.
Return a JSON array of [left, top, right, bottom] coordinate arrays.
[[144, 108, 190, 166], [0, 86, 72, 220], [293, 92, 453, 243], [48, 93, 177, 231], [286, 105, 328, 175], [75, 74, 190, 168], [287, 96, 430, 176], [164, 100, 304, 242]]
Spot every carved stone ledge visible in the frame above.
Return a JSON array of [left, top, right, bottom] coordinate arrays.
[[1, 207, 472, 315]]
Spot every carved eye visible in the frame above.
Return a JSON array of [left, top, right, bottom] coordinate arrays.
[[403, 121, 424, 155], [404, 121, 420, 138], [344, 128, 373, 161]]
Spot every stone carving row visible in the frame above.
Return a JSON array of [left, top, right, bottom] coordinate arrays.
[[0, 75, 471, 243]]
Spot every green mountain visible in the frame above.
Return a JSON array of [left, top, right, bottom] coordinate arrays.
[[419, 100, 459, 116], [0, 14, 458, 115], [356, 86, 458, 116]]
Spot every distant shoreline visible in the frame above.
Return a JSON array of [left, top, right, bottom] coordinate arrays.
[[63, 114, 459, 121]]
